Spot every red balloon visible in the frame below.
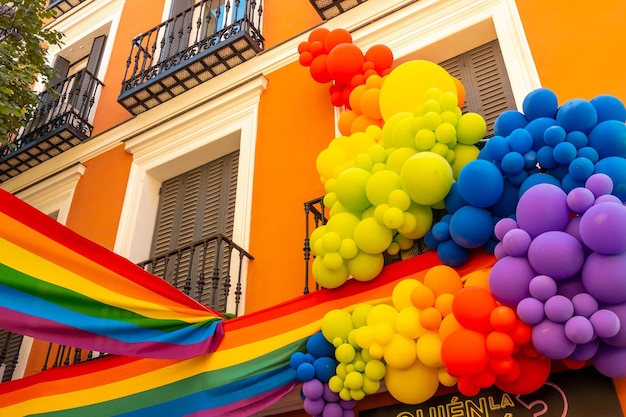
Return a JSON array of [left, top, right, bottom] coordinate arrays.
[[308, 27, 330, 44], [310, 55, 332, 84], [365, 44, 394, 72], [452, 286, 497, 333], [495, 353, 551, 394], [457, 376, 480, 396], [327, 43, 365, 84], [298, 41, 310, 54], [310, 41, 325, 56], [441, 329, 489, 377], [324, 28, 352, 53], [299, 51, 313, 67]]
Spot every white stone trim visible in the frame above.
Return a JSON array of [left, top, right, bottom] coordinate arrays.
[[114, 75, 267, 315]]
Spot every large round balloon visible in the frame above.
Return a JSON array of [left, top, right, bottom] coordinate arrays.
[[400, 152, 454, 206], [516, 183, 570, 238], [379, 60, 456, 121], [384, 359, 440, 404]]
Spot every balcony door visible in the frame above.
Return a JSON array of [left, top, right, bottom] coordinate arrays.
[[150, 150, 238, 311]]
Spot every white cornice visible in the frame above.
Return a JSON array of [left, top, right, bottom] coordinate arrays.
[[1, 0, 537, 194]]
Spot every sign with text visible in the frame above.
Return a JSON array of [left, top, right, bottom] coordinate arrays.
[[361, 367, 624, 417]]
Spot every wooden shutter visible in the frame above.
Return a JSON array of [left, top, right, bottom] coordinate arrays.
[[439, 40, 516, 137], [161, 0, 195, 60], [74, 35, 106, 116], [150, 150, 239, 311], [0, 330, 23, 382]]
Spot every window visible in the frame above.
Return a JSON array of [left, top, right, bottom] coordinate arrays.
[[149, 151, 238, 310], [439, 40, 516, 137]]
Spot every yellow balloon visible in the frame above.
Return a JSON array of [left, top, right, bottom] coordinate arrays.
[[384, 334, 417, 369], [396, 306, 426, 339], [364, 359, 386, 381], [365, 169, 402, 206], [347, 251, 384, 281], [325, 212, 361, 239], [386, 147, 417, 174], [368, 304, 399, 328], [321, 309, 355, 343], [450, 143, 480, 179], [416, 331, 444, 368], [351, 303, 373, 328], [384, 359, 440, 404], [379, 60, 457, 121], [438, 367, 459, 387], [312, 256, 348, 289], [400, 152, 454, 206], [353, 218, 393, 254], [456, 112, 487, 145], [392, 279, 421, 310]]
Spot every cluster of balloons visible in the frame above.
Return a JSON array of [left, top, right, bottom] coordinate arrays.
[[298, 28, 393, 109], [310, 58, 484, 288], [289, 332, 357, 417], [490, 174, 626, 378], [426, 88, 626, 267]]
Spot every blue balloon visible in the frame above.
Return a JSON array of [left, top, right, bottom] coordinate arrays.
[[568, 157, 595, 182], [449, 205, 494, 248], [306, 332, 335, 358], [457, 160, 504, 208], [588, 120, 626, 159], [547, 164, 569, 182], [519, 173, 561, 198], [594, 156, 626, 202], [436, 239, 470, 267], [553, 141, 578, 165], [507, 169, 529, 187], [424, 229, 439, 250], [494, 110, 529, 137], [443, 182, 467, 214], [313, 357, 337, 382], [556, 98, 598, 134], [590, 94, 626, 123], [522, 88, 559, 120], [536, 145, 557, 169], [525, 117, 557, 150], [501, 151, 525, 175], [483, 135, 510, 161], [566, 131, 588, 149], [577, 146, 600, 163], [290, 352, 307, 370], [523, 150, 538, 170], [431, 221, 451, 241], [489, 179, 520, 218], [508, 128, 534, 154], [296, 362, 316, 381], [544, 125, 566, 147]]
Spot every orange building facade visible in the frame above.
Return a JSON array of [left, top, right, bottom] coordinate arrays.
[[1, 0, 626, 415]]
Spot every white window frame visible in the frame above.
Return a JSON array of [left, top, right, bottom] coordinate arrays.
[[114, 76, 267, 316]]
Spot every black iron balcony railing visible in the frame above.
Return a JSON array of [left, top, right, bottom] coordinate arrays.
[[47, 0, 88, 17], [303, 196, 327, 294], [308, 0, 368, 20], [118, 0, 264, 115], [138, 233, 253, 317], [0, 69, 104, 183], [0, 330, 23, 382]]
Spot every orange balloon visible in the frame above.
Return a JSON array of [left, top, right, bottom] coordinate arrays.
[[338, 110, 357, 136], [434, 293, 454, 317], [349, 84, 367, 114], [419, 307, 442, 330], [327, 43, 365, 84], [509, 320, 532, 346], [360, 88, 382, 120], [309, 27, 330, 44], [324, 28, 352, 54], [410, 284, 435, 309], [453, 76, 466, 108], [452, 286, 497, 333], [462, 269, 490, 290], [423, 265, 462, 297], [351, 114, 379, 134], [439, 314, 462, 342]]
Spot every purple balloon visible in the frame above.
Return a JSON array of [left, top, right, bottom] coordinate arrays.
[[516, 183, 570, 238], [579, 202, 626, 254], [582, 252, 626, 304], [557, 277, 586, 299], [532, 319, 577, 359], [303, 379, 325, 400], [564, 315, 595, 344], [494, 218, 519, 241], [585, 173, 614, 198], [339, 399, 357, 410], [599, 303, 626, 347], [304, 397, 326, 415], [529, 275, 558, 301], [502, 228, 532, 257], [566, 187, 595, 214], [593, 344, 626, 378], [517, 297, 545, 325], [323, 384, 340, 402], [564, 216, 590, 254], [572, 292, 599, 318], [494, 242, 508, 260], [489, 256, 536, 307], [568, 338, 600, 362], [527, 231, 585, 279], [544, 295, 575, 323], [595, 195, 623, 205], [323, 403, 344, 417], [590, 309, 621, 339]]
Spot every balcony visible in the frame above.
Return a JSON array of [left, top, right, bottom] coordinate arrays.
[[47, 0, 88, 17], [118, 0, 264, 115], [308, 0, 368, 20], [0, 69, 104, 183]]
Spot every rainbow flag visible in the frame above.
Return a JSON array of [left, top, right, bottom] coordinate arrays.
[[0, 189, 225, 359], [0, 247, 495, 416]]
